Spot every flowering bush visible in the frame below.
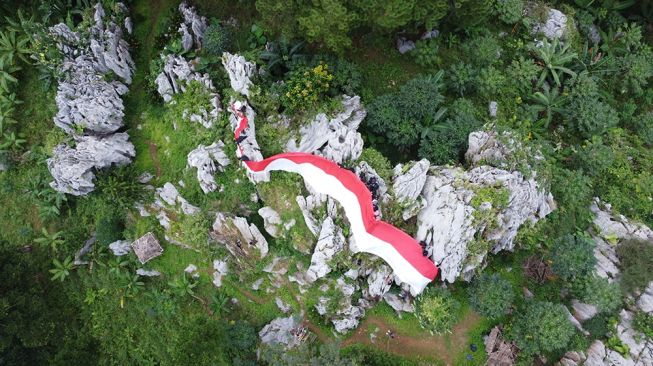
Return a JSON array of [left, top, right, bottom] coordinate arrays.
[[280, 63, 333, 112]]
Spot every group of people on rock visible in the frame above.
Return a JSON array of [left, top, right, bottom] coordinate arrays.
[[419, 240, 429, 257], [358, 173, 382, 220]]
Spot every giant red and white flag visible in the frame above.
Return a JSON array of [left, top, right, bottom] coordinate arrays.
[[232, 105, 438, 293]]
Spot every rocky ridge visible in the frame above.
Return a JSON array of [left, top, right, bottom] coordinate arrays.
[[47, 3, 135, 195]]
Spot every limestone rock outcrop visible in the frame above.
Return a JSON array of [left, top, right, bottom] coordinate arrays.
[[187, 142, 230, 193], [47, 134, 135, 196], [222, 52, 256, 97], [211, 213, 269, 260], [259, 315, 307, 349], [47, 3, 135, 195], [178, 2, 207, 50], [285, 95, 366, 164], [306, 218, 345, 283]]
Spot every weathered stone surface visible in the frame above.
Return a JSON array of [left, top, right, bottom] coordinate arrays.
[[285, 95, 366, 164], [489, 101, 498, 118], [417, 144, 554, 282], [383, 292, 414, 313], [48, 3, 134, 195], [365, 264, 393, 299], [73, 234, 97, 265], [222, 52, 256, 97], [296, 195, 326, 236], [258, 206, 284, 238], [109, 240, 131, 256], [187, 141, 230, 193], [275, 297, 292, 313], [259, 315, 306, 349], [396, 37, 415, 54], [136, 268, 161, 277], [571, 300, 598, 322], [637, 282, 653, 313], [212, 259, 228, 287], [178, 2, 207, 49], [306, 218, 345, 282], [131, 232, 163, 264], [531, 8, 568, 39], [392, 159, 429, 220], [212, 213, 269, 259], [48, 134, 135, 196], [184, 264, 199, 278], [155, 55, 222, 127]]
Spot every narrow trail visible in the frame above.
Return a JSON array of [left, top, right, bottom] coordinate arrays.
[[343, 313, 481, 365]]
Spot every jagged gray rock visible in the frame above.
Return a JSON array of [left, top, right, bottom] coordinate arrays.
[[258, 206, 295, 238], [155, 54, 222, 127], [417, 165, 554, 282], [222, 52, 256, 97], [212, 259, 228, 287], [571, 300, 598, 322], [212, 213, 269, 259], [187, 141, 230, 193], [365, 264, 393, 299], [396, 37, 415, 54], [178, 2, 207, 49], [48, 3, 134, 195], [109, 240, 131, 256], [47, 134, 135, 196], [306, 218, 345, 282], [392, 159, 430, 220], [285, 95, 366, 164], [259, 315, 306, 349], [136, 268, 161, 277], [383, 293, 415, 313], [531, 7, 568, 39]]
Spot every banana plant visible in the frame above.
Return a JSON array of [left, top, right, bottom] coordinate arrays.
[[0, 132, 26, 150], [34, 228, 66, 252], [259, 38, 306, 75], [529, 84, 567, 129], [533, 38, 578, 87], [0, 29, 31, 65], [0, 57, 20, 93], [50, 256, 75, 282]]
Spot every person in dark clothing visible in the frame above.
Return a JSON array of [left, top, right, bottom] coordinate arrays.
[[236, 134, 248, 143], [239, 155, 250, 161]]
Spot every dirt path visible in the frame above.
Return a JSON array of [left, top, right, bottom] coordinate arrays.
[[147, 142, 162, 177], [343, 313, 481, 365]]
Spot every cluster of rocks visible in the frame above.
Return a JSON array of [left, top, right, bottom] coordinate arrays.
[[258, 315, 308, 350], [187, 141, 230, 193], [47, 3, 135, 195], [558, 200, 653, 366], [211, 212, 269, 261], [394, 131, 555, 283], [155, 4, 222, 128]]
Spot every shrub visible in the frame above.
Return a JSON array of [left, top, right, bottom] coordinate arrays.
[[508, 301, 576, 356], [633, 312, 653, 340], [571, 276, 622, 314], [632, 111, 653, 146], [418, 98, 481, 164], [507, 56, 539, 94], [477, 67, 507, 100], [469, 274, 515, 319], [495, 0, 524, 24], [280, 63, 333, 112], [203, 20, 232, 56], [327, 57, 362, 95], [413, 39, 439, 67], [567, 97, 619, 138], [365, 73, 445, 151], [549, 168, 594, 234], [414, 287, 461, 334], [573, 137, 615, 177], [616, 239, 653, 294], [357, 148, 393, 183], [583, 314, 610, 338], [548, 234, 596, 281], [447, 62, 476, 96], [95, 210, 124, 246], [462, 35, 502, 67]]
